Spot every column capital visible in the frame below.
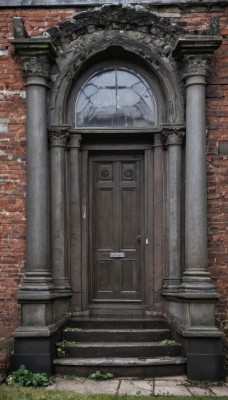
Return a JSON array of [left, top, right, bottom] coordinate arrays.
[[49, 125, 70, 147], [162, 125, 185, 146], [182, 55, 211, 78], [152, 133, 163, 148], [10, 38, 57, 80], [69, 132, 82, 149], [172, 35, 222, 81]]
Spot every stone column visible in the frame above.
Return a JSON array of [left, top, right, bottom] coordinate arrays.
[[173, 36, 222, 294], [49, 126, 71, 294], [180, 55, 216, 292], [153, 133, 165, 311], [11, 38, 58, 373], [12, 38, 55, 312], [69, 132, 82, 313], [163, 127, 184, 292], [12, 41, 57, 302]]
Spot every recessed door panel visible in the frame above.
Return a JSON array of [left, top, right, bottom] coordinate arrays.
[[89, 154, 143, 302]]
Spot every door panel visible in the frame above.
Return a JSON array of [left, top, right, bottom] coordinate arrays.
[[97, 188, 113, 249], [89, 154, 143, 302]]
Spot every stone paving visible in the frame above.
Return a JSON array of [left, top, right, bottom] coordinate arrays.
[[47, 375, 228, 396]]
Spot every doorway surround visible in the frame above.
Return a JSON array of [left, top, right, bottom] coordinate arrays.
[[11, 5, 224, 379]]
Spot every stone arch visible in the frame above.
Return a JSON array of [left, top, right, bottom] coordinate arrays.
[[47, 5, 185, 126]]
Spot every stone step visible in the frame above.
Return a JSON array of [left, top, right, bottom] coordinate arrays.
[[53, 356, 187, 378], [68, 318, 168, 330], [58, 341, 181, 358], [63, 328, 170, 342]]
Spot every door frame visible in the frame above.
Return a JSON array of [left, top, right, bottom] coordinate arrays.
[[80, 132, 160, 315]]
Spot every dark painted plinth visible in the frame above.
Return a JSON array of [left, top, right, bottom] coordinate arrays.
[[12, 353, 53, 375], [11, 331, 61, 375], [168, 321, 225, 381], [187, 354, 225, 381]]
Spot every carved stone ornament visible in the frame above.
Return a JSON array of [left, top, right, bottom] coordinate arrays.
[[49, 127, 70, 147], [182, 55, 210, 77], [21, 55, 51, 78], [165, 131, 184, 147]]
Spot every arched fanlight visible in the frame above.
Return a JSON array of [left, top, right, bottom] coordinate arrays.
[[75, 68, 156, 128]]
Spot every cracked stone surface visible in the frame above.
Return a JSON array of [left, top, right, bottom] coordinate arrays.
[[118, 379, 153, 396], [187, 386, 214, 396], [210, 386, 228, 396], [154, 379, 191, 396], [48, 377, 119, 394], [47, 375, 228, 396]]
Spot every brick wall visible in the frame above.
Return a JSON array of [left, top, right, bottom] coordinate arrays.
[[0, 6, 227, 348], [0, 7, 76, 339]]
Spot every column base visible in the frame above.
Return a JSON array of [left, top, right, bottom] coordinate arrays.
[[163, 278, 181, 293], [18, 270, 55, 297], [54, 279, 72, 296], [180, 269, 219, 293]]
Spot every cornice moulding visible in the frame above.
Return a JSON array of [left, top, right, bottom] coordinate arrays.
[[173, 35, 223, 58]]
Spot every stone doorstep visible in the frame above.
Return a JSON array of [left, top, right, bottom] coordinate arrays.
[[53, 356, 187, 366]]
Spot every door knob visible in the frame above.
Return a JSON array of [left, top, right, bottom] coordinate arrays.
[[137, 234, 141, 243]]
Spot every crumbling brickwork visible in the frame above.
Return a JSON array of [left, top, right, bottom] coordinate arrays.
[[0, 4, 227, 370]]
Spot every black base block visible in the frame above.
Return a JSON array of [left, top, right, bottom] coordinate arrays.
[[11, 330, 62, 375], [11, 353, 53, 375], [187, 354, 225, 381]]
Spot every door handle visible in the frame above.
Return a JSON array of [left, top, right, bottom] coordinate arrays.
[[137, 234, 141, 243]]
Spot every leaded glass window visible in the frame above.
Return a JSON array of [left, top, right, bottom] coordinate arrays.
[[75, 68, 156, 128]]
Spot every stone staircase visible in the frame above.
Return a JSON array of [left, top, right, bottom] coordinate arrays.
[[53, 318, 186, 377]]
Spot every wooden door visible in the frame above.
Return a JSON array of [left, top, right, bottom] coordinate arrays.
[[89, 154, 144, 302]]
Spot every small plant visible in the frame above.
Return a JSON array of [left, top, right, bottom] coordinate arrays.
[[62, 340, 77, 344], [159, 339, 176, 345], [64, 327, 81, 332], [6, 369, 52, 387], [56, 347, 69, 358], [88, 371, 113, 380], [56, 340, 77, 358]]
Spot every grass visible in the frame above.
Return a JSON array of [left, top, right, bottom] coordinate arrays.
[[0, 386, 228, 400]]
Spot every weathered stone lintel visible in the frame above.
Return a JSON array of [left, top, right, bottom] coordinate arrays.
[[173, 35, 222, 58]]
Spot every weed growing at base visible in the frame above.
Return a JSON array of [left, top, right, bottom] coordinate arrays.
[[5, 369, 52, 387]]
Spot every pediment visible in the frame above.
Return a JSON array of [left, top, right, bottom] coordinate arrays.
[[44, 5, 187, 51]]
